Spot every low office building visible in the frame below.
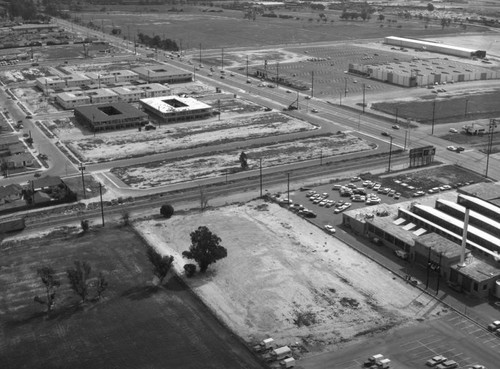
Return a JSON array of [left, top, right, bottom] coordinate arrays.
[[133, 65, 192, 84], [140, 95, 213, 123], [55, 91, 91, 109], [86, 88, 120, 104], [74, 102, 149, 132], [85, 70, 139, 85], [111, 83, 170, 103], [36, 74, 91, 92]]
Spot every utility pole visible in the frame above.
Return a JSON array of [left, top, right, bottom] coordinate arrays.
[[276, 61, 279, 88], [79, 162, 86, 199], [344, 77, 347, 97], [387, 135, 393, 173], [246, 55, 249, 80], [259, 158, 263, 198], [425, 247, 431, 289], [221, 47, 224, 70], [199, 43, 202, 65], [99, 183, 104, 226], [431, 99, 436, 135], [395, 108, 399, 124], [311, 71, 314, 98], [362, 83, 366, 113], [287, 172, 290, 204], [485, 119, 497, 178], [218, 99, 221, 121], [193, 65, 196, 81], [435, 252, 442, 295]]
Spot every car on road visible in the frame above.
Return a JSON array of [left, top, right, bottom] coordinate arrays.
[[487, 320, 500, 331], [381, 131, 390, 137], [456, 146, 465, 152], [246, 79, 252, 84], [311, 108, 318, 113], [468, 365, 485, 369], [286, 90, 292, 93], [305, 95, 311, 100], [436, 360, 458, 369], [392, 124, 400, 130], [324, 225, 336, 234], [447, 146, 457, 151], [426, 355, 447, 367], [449, 128, 458, 133], [413, 191, 425, 197]]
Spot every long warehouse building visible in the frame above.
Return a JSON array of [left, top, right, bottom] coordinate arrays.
[[384, 36, 486, 59]]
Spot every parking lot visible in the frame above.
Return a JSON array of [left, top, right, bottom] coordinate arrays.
[[287, 177, 407, 232], [300, 310, 500, 369]]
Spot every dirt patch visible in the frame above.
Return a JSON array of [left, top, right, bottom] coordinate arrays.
[[135, 200, 448, 354], [112, 133, 374, 188]]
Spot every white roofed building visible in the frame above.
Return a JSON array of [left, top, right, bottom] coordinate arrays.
[[140, 95, 213, 123], [55, 91, 91, 109]]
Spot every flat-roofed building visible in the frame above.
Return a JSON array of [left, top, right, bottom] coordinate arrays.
[[140, 95, 213, 123], [111, 83, 170, 103], [36, 74, 91, 92], [87, 88, 119, 104], [133, 65, 192, 84], [74, 102, 149, 132], [86, 70, 139, 85], [55, 91, 91, 109]]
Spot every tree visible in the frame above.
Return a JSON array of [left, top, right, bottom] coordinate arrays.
[[182, 226, 227, 273], [427, 3, 434, 11], [34, 267, 60, 313], [66, 261, 92, 303], [160, 204, 174, 218], [146, 245, 174, 284], [239, 151, 248, 169], [81, 219, 89, 232], [95, 272, 108, 300], [121, 211, 130, 226]]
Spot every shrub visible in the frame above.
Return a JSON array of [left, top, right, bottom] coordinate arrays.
[[184, 264, 196, 278]]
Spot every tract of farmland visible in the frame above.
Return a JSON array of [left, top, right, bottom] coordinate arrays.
[[0, 227, 264, 369]]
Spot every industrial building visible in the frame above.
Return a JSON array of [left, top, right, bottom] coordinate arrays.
[[74, 102, 149, 132], [349, 58, 498, 87], [384, 36, 486, 59], [132, 65, 192, 84], [140, 96, 213, 123], [342, 183, 500, 299]]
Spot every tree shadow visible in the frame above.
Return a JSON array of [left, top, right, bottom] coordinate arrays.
[[121, 285, 160, 301]]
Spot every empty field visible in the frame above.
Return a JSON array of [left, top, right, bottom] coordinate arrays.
[[0, 226, 263, 369]]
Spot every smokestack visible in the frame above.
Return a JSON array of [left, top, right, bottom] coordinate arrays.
[[459, 208, 470, 267]]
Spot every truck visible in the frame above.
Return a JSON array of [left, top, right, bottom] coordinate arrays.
[[253, 337, 275, 353], [462, 123, 485, 135], [0, 217, 26, 233]]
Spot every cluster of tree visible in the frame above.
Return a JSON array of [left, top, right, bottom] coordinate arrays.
[[310, 3, 325, 11], [35, 261, 108, 313], [340, 9, 372, 21], [7, 0, 38, 20], [137, 33, 179, 52]]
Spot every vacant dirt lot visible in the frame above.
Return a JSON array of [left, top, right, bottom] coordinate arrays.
[[136, 200, 448, 356]]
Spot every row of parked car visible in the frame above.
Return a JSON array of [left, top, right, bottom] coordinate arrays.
[[305, 191, 352, 213]]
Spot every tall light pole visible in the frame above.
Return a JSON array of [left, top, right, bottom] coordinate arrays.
[[79, 162, 86, 199], [485, 119, 498, 178], [387, 136, 393, 173], [431, 99, 436, 135], [276, 61, 279, 88], [199, 43, 202, 65], [362, 83, 366, 113], [344, 77, 347, 97], [99, 182, 104, 226], [259, 158, 263, 198], [287, 172, 290, 204], [246, 55, 249, 80], [311, 71, 314, 98]]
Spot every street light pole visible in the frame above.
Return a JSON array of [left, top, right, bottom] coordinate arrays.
[[287, 172, 290, 204], [344, 77, 347, 97], [387, 136, 393, 173], [311, 71, 314, 98], [259, 158, 263, 198], [99, 182, 104, 226], [78, 162, 86, 199], [431, 99, 436, 135], [362, 83, 366, 113]]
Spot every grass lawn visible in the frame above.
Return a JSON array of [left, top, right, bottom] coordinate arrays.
[[0, 226, 263, 369]]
